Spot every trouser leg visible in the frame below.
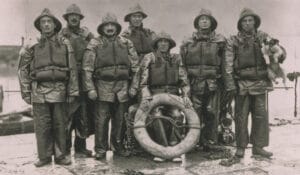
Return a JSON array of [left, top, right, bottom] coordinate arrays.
[[166, 106, 183, 145], [86, 96, 95, 136], [111, 101, 128, 151], [52, 103, 67, 159], [204, 91, 220, 143], [191, 94, 204, 143], [250, 94, 269, 147], [94, 101, 111, 154], [66, 100, 80, 153], [192, 94, 214, 145], [74, 98, 88, 152], [33, 103, 53, 160], [235, 95, 251, 148]]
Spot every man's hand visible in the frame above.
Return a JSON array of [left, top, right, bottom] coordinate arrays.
[[81, 27, 90, 39], [141, 96, 152, 107], [23, 96, 31, 105], [128, 88, 137, 98], [182, 96, 192, 108], [88, 90, 97, 100]]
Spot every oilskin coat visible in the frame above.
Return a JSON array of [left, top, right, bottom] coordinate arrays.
[[18, 34, 79, 161], [224, 30, 286, 148], [82, 35, 138, 154], [180, 31, 226, 145], [60, 26, 95, 153]]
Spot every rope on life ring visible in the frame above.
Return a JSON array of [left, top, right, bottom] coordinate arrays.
[[133, 93, 201, 159]]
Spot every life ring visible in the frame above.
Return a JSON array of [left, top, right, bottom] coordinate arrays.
[[133, 93, 200, 159]]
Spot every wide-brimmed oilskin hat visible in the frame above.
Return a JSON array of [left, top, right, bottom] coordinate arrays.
[[152, 31, 176, 50], [34, 8, 62, 33], [193, 8, 218, 31], [97, 13, 122, 36], [124, 3, 147, 22], [237, 8, 261, 31], [63, 4, 84, 20]]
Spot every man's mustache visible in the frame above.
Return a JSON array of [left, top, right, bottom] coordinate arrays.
[[106, 29, 115, 33], [71, 19, 79, 23]]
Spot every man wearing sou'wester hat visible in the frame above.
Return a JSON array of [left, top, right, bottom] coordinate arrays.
[[18, 8, 79, 167], [121, 2, 157, 155], [180, 8, 227, 151], [60, 3, 94, 158], [224, 8, 286, 159], [130, 32, 190, 162], [82, 12, 139, 160]]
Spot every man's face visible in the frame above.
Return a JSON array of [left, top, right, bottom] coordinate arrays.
[[129, 13, 143, 27], [197, 15, 211, 30], [67, 14, 81, 27], [103, 23, 117, 36], [241, 16, 256, 32], [40, 16, 56, 34], [157, 39, 170, 53]]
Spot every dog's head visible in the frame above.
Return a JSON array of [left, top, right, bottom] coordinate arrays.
[[263, 37, 279, 46]]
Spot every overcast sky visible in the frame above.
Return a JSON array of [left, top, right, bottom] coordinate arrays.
[[0, 0, 298, 44], [0, 0, 299, 68]]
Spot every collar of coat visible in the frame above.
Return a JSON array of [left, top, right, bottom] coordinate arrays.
[[236, 30, 268, 44], [154, 50, 176, 63], [192, 30, 225, 43], [61, 26, 90, 39], [182, 31, 225, 47], [124, 24, 152, 36], [38, 33, 60, 43], [36, 33, 63, 48], [193, 30, 215, 41]]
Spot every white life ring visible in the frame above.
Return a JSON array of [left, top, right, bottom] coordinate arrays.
[[133, 93, 200, 159]]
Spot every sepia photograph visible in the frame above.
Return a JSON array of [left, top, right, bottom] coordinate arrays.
[[0, 0, 299, 174]]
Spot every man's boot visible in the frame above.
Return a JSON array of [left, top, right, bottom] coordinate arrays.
[[114, 149, 131, 157], [235, 147, 245, 158], [54, 157, 71, 165], [74, 137, 93, 158], [34, 157, 52, 167], [95, 152, 106, 160], [252, 147, 273, 158]]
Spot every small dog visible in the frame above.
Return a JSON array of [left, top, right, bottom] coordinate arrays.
[[261, 37, 287, 86]]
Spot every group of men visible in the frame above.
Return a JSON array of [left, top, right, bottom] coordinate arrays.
[[18, 3, 285, 167]]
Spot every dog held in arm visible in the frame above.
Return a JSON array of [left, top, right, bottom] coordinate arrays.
[[261, 37, 287, 87]]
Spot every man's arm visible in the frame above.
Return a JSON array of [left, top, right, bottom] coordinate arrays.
[[223, 36, 237, 91], [139, 53, 153, 100], [62, 37, 79, 97], [126, 38, 139, 73], [18, 47, 33, 104], [82, 39, 98, 93]]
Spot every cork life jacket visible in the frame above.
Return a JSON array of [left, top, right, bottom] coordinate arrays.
[[31, 41, 69, 81], [149, 55, 179, 87], [233, 37, 268, 80], [94, 38, 130, 81], [127, 29, 153, 55], [185, 42, 221, 79]]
